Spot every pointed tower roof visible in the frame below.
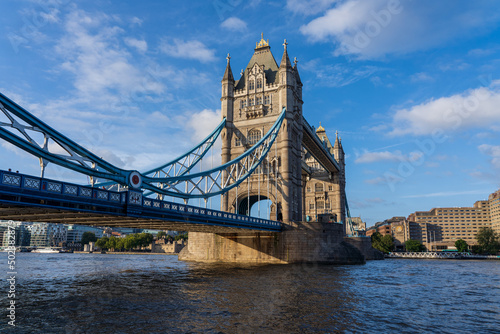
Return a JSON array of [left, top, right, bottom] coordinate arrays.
[[279, 39, 292, 69], [333, 131, 344, 152], [235, 33, 279, 90], [316, 122, 325, 133], [293, 57, 302, 85], [222, 53, 234, 82]]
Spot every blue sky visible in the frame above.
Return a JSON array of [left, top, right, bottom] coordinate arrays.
[[1, 0, 500, 226]]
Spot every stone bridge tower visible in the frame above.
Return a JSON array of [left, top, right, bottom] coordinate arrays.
[[220, 35, 304, 224]]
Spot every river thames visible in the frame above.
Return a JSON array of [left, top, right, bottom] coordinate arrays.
[[1, 253, 499, 333]]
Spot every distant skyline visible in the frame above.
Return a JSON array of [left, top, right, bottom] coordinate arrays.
[[1, 0, 500, 226]]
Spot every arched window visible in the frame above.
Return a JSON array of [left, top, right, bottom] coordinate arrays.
[[248, 129, 261, 145], [315, 183, 324, 192], [249, 80, 255, 90], [256, 78, 262, 89]]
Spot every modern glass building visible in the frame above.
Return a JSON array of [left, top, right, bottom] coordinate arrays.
[[28, 223, 67, 248], [65, 224, 105, 243]]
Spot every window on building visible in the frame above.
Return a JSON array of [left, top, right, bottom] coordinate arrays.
[[249, 80, 255, 90], [309, 203, 315, 210], [235, 137, 241, 146], [256, 96, 262, 105], [328, 185, 333, 191], [325, 201, 331, 209], [257, 78, 262, 89], [317, 201, 324, 210], [249, 98, 254, 106], [248, 129, 262, 145], [315, 183, 324, 192], [307, 187, 311, 192], [264, 95, 270, 105]]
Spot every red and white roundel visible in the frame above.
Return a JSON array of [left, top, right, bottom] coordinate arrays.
[[129, 171, 142, 189]]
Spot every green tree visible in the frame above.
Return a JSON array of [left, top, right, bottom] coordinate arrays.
[[96, 237, 109, 250], [370, 232, 393, 254], [115, 238, 124, 251], [81, 232, 97, 245], [137, 233, 154, 248], [123, 234, 139, 251], [454, 239, 469, 253], [106, 236, 119, 251], [157, 231, 167, 239], [174, 233, 188, 241], [476, 227, 500, 255], [405, 239, 425, 252]]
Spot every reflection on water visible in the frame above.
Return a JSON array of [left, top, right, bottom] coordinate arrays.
[[1, 254, 499, 333]]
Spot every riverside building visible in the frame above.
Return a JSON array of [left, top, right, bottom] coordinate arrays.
[[407, 193, 496, 250]]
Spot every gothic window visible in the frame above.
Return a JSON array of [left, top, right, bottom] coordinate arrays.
[[328, 185, 333, 191], [315, 183, 324, 192], [256, 78, 262, 89], [249, 98, 254, 106], [264, 95, 270, 105], [256, 96, 262, 105], [317, 201, 324, 210], [240, 100, 244, 109], [248, 129, 261, 145], [235, 136, 241, 146], [249, 80, 255, 90]]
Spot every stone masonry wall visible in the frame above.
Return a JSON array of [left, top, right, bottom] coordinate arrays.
[[178, 222, 365, 264]]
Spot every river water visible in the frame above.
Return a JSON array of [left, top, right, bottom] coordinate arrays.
[[1, 253, 499, 333]]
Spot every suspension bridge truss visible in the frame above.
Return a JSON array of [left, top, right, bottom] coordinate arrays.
[[0, 92, 285, 202]]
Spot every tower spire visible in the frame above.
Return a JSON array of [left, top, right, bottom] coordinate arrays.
[[222, 52, 234, 82], [279, 38, 292, 69]]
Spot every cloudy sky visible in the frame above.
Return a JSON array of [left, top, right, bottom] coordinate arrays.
[[1, 0, 500, 226]]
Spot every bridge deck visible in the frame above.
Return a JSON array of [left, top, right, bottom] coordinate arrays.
[[302, 116, 340, 173], [0, 170, 282, 232]]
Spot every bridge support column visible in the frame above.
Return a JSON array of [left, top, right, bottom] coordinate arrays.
[[178, 222, 365, 264]]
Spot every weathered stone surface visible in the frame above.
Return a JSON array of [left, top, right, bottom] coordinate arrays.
[[178, 222, 365, 264], [344, 237, 384, 260]]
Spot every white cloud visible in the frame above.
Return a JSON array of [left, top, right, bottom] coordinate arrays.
[[160, 38, 216, 63], [355, 149, 424, 164], [130, 17, 143, 26], [186, 109, 221, 143], [410, 72, 433, 82], [55, 9, 163, 102], [403, 190, 489, 199], [286, 0, 337, 16], [365, 174, 403, 185], [356, 150, 403, 163], [300, 0, 500, 59], [478, 144, 500, 168], [124, 37, 147, 53], [302, 60, 381, 87], [389, 83, 500, 136], [220, 17, 247, 32]]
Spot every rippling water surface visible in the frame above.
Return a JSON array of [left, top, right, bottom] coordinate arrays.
[[1, 253, 499, 333]]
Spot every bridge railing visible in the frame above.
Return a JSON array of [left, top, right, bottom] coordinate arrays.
[[0, 169, 281, 231]]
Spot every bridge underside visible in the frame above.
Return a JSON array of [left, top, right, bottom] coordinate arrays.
[[0, 170, 282, 233], [0, 203, 271, 233]]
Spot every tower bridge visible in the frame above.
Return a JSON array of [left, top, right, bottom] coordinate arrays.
[[0, 35, 374, 263]]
